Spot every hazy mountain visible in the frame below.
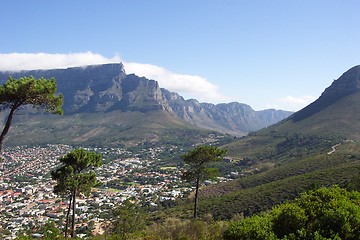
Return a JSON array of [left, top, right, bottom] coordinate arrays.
[[0, 63, 292, 142]]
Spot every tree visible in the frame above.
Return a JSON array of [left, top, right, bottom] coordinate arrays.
[[51, 148, 102, 238], [111, 199, 147, 239], [0, 76, 63, 151], [17, 221, 64, 240], [181, 145, 226, 218]]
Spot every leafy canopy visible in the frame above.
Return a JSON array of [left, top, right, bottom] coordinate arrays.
[[0, 76, 63, 114], [111, 199, 147, 238], [224, 186, 360, 240], [52, 148, 103, 196], [181, 145, 226, 182]]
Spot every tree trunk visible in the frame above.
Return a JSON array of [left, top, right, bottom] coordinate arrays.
[[65, 195, 72, 238], [194, 176, 200, 218], [71, 190, 76, 238], [0, 105, 18, 152]]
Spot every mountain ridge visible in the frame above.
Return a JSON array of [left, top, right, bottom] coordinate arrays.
[[169, 64, 360, 220], [218, 64, 360, 168], [0, 63, 292, 137], [291, 65, 360, 122]]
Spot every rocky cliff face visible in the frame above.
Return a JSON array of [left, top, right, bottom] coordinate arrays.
[[161, 93, 292, 135], [0, 63, 293, 135]]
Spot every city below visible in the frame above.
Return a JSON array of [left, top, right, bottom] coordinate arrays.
[[0, 139, 233, 239]]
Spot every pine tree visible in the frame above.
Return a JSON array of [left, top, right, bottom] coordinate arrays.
[[52, 148, 102, 238], [182, 145, 226, 218], [0, 76, 63, 151]]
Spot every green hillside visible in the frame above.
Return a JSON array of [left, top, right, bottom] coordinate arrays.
[[225, 91, 360, 163], [155, 66, 360, 221], [3, 110, 232, 148], [156, 141, 360, 221]]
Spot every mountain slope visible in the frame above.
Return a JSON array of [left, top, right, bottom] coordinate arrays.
[[225, 65, 360, 160], [4, 109, 217, 147], [170, 65, 360, 219], [292, 65, 360, 122], [0, 63, 292, 147]]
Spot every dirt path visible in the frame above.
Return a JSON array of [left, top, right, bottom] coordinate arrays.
[[327, 143, 341, 155]]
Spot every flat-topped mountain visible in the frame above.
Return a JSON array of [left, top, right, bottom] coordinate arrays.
[[0, 64, 292, 146]]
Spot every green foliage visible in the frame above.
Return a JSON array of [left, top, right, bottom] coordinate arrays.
[[59, 148, 103, 172], [181, 145, 226, 183], [169, 141, 360, 220], [271, 203, 307, 238], [181, 145, 226, 218], [52, 148, 103, 196], [0, 76, 63, 114], [111, 200, 147, 239], [294, 186, 360, 239], [40, 221, 64, 239], [15, 221, 65, 240], [0, 76, 63, 150], [224, 214, 276, 240], [224, 186, 360, 240], [51, 148, 103, 238]]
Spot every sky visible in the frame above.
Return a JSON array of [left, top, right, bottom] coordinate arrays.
[[1, 1, 360, 111]]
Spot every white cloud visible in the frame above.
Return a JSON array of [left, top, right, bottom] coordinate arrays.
[[124, 62, 231, 103], [0, 52, 231, 103], [273, 95, 317, 111], [0, 52, 121, 71]]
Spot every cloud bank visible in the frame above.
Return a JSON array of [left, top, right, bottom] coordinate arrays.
[[0, 52, 121, 71], [0, 52, 229, 103], [0, 52, 314, 111], [124, 62, 230, 102]]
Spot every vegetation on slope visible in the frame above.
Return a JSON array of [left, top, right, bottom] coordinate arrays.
[[2, 110, 235, 148], [17, 186, 360, 239], [224, 186, 360, 240], [198, 141, 360, 219], [149, 141, 360, 222]]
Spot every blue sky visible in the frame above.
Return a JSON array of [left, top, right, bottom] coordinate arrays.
[[1, 1, 360, 111]]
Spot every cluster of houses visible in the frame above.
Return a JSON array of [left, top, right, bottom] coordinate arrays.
[[0, 144, 195, 239]]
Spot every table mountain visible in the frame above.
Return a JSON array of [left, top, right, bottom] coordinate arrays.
[[0, 63, 292, 138]]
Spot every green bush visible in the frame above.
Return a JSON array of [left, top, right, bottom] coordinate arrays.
[[224, 186, 360, 240], [271, 203, 307, 238], [224, 214, 276, 240]]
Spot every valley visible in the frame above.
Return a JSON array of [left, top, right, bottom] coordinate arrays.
[[0, 133, 238, 238], [0, 64, 360, 239]]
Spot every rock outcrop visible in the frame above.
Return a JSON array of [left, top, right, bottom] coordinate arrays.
[[0, 63, 293, 135]]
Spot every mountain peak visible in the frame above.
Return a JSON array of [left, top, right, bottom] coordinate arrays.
[[291, 65, 360, 122], [322, 65, 360, 98]]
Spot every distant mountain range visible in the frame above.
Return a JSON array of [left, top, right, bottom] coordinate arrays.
[[0, 63, 292, 147]]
